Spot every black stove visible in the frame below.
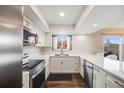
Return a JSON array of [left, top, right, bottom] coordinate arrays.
[[23, 59, 45, 70], [23, 59, 46, 88]]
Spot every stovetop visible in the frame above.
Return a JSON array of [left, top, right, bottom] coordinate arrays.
[[23, 59, 45, 70]]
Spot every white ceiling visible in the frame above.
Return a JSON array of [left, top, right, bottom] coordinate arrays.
[[76, 5, 124, 34], [106, 20, 124, 29], [38, 5, 85, 25], [24, 5, 124, 34]]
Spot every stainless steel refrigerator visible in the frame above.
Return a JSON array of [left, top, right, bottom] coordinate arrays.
[[0, 5, 23, 88]]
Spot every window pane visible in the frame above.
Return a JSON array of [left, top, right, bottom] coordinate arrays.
[[104, 36, 120, 44], [52, 35, 72, 50]]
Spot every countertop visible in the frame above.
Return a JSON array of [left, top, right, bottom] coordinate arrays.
[[36, 54, 124, 82], [80, 55, 124, 82]]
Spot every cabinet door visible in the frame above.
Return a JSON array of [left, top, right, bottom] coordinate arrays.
[[73, 57, 80, 72], [45, 62, 49, 80], [93, 67, 105, 88], [62, 62, 74, 73], [41, 31, 45, 46], [36, 29, 45, 46], [80, 58, 84, 78], [45, 32, 52, 46], [50, 58, 62, 73], [62, 58, 74, 73], [23, 16, 30, 29]]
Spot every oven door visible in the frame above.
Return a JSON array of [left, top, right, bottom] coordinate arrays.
[[30, 68, 45, 88]]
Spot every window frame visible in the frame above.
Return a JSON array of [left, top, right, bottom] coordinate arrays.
[[52, 35, 72, 50]]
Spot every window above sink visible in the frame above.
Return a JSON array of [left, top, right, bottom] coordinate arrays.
[[52, 35, 72, 50]]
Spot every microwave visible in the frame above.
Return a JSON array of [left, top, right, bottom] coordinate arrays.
[[23, 27, 38, 46]]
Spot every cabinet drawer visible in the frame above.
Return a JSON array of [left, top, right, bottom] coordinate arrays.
[[50, 57, 73, 62], [62, 58, 73, 62], [74, 57, 79, 63], [105, 74, 124, 88], [50, 58, 60, 62]]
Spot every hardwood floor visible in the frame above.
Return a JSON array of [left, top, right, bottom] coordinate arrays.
[[46, 74, 87, 88]]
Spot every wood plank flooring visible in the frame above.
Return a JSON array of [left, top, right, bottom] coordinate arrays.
[[46, 74, 87, 88]]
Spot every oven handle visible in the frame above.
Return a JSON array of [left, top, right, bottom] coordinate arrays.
[[31, 67, 45, 79]]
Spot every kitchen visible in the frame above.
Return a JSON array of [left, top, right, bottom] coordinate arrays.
[[0, 5, 124, 88]]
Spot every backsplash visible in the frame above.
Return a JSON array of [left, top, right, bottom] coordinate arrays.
[[23, 46, 43, 59]]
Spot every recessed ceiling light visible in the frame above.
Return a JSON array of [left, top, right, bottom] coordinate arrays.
[[93, 24, 98, 27], [59, 12, 65, 16]]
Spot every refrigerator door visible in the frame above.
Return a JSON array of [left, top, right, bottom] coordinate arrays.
[[0, 6, 23, 88]]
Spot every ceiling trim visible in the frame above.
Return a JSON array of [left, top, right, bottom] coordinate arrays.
[[30, 5, 49, 31], [75, 5, 95, 31]]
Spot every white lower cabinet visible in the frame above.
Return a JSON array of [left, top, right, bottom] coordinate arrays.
[[50, 56, 79, 73], [80, 58, 84, 78], [22, 71, 30, 88], [93, 66, 124, 88], [50, 58, 62, 73], [62, 59, 74, 73], [93, 66, 105, 88], [105, 74, 124, 88], [45, 60, 50, 80]]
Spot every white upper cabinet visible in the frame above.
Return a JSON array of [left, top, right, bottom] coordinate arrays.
[[23, 5, 52, 47], [36, 30, 52, 47], [45, 32, 52, 47], [23, 16, 37, 34], [24, 5, 49, 32], [36, 28, 45, 46]]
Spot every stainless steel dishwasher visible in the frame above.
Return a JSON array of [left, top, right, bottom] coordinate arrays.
[[84, 60, 93, 88]]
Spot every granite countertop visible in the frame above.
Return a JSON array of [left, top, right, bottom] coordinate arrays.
[[80, 55, 124, 82]]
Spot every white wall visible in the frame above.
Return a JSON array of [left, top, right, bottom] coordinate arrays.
[[50, 25, 75, 35], [72, 34, 103, 55], [23, 25, 103, 57], [42, 25, 103, 55]]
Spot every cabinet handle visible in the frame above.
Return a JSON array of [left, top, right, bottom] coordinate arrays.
[[61, 62, 63, 64]]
